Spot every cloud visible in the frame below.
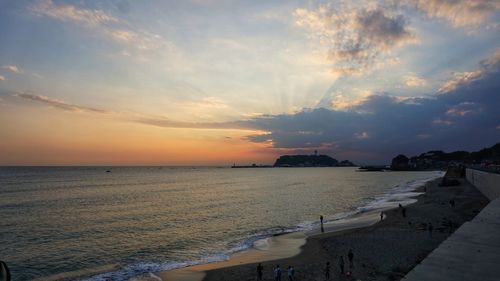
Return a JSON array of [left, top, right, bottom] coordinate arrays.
[[32, 73, 44, 79], [439, 48, 500, 93], [30, 0, 169, 51], [294, 3, 416, 76], [446, 102, 476, 117], [15, 92, 109, 114], [405, 75, 426, 87], [432, 118, 453, 126], [354, 131, 370, 139], [438, 70, 482, 93], [406, 0, 500, 28], [30, 0, 118, 26], [134, 117, 251, 130], [106, 29, 168, 51], [2, 65, 21, 73], [13, 91, 255, 130], [11, 49, 499, 163], [241, 50, 500, 162], [0, 75, 5, 81]]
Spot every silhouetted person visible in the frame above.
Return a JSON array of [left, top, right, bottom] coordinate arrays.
[[398, 203, 402, 209], [320, 215, 324, 232], [287, 265, 295, 281], [339, 256, 345, 274], [257, 263, 263, 280], [274, 265, 282, 281], [449, 199, 455, 208], [348, 249, 354, 268], [428, 222, 433, 238], [0, 261, 10, 281], [402, 207, 406, 218], [325, 261, 330, 280], [380, 211, 384, 221]]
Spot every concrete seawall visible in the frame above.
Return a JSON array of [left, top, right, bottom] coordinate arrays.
[[466, 168, 500, 200], [403, 169, 500, 281]]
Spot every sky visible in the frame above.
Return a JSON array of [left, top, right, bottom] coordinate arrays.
[[0, 0, 499, 165]]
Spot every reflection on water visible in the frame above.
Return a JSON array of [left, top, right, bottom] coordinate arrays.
[[0, 167, 440, 280]]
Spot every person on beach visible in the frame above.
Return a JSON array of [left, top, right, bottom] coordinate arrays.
[[428, 222, 433, 238], [380, 211, 384, 221], [257, 263, 263, 280], [325, 261, 330, 280], [348, 249, 354, 268], [339, 256, 345, 274], [0, 261, 10, 281], [274, 265, 282, 281], [320, 215, 324, 232], [287, 265, 295, 281], [450, 199, 455, 207]]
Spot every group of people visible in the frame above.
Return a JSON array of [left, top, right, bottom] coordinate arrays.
[[257, 249, 355, 281], [257, 263, 295, 281]]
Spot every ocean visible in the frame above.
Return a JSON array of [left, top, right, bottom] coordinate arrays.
[[0, 166, 441, 280]]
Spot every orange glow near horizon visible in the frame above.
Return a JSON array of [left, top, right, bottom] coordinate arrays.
[[1, 1, 498, 165], [0, 105, 277, 166]]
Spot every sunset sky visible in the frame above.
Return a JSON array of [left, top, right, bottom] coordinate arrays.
[[0, 0, 499, 165]]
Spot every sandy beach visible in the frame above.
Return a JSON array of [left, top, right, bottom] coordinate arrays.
[[158, 176, 488, 281]]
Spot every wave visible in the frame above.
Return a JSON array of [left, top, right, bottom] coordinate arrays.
[[355, 171, 444, 213], [78, 171, 444, 281]]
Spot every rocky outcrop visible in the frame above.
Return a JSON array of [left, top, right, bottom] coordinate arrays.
[[391, 154, 409, 171]]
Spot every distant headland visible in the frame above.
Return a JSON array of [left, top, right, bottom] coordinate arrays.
[[390, 142, 500, 171]]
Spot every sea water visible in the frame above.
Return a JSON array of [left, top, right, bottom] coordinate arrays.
[[0, 167, 441, 280]]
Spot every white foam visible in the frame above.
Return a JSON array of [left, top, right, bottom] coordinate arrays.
[[253, 237, 271, 250], [79, 256, 224, 281], [80, 171, 444, 281], [355, 171, 444, 213]]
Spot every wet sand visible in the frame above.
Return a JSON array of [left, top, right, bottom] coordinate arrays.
[[157, 177, 488, 281], [158, 212, 382, 281]]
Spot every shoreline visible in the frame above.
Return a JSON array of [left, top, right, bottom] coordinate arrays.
[[157, 211, 383, 281], [154, 175, 445, 281], [155, 175, 488, 281]]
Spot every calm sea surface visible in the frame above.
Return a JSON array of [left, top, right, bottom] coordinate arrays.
[[0, 167, 441, 280]]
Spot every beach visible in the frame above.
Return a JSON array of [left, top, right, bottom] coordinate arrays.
[[2, 167, 444, 280], [158, 176, 488, 281]]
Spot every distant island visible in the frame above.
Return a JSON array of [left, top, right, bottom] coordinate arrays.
[[232, 151, 355, 168], [390, 142, 500, 171], [274, 151, 355, 167]]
